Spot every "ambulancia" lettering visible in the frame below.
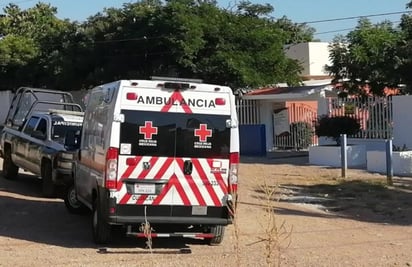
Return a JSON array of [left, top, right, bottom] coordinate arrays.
[[136, 96, 216, 108]]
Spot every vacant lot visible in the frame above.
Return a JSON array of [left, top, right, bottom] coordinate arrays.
[[0, 156, 411, 267]]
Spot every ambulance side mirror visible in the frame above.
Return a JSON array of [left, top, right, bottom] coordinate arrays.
[[226, 119, 238, 128]]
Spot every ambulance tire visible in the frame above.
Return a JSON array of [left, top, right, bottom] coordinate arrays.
[[3, 148, 18, 179], [64, 184, 88, 215], [42, 161, 56, 197], [208, 225, 225, 246], [92, 199, 111, 244]]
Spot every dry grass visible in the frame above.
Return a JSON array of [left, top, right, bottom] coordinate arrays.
[[231, 193, 241, 266], [141, 206, 155, 266], [257, 179, 292, 267], [239, 166, 293, 266]]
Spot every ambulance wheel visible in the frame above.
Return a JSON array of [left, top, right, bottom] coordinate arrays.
[[92, 199, 111, 244], [42, 161, 56, 197], [3, 148, 18, 179], [64, 184, 88, 215], [208, 225, 225, 246]]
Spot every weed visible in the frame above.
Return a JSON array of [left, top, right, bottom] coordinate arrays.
[[139, 206, 155, 266], [140, 206, 153, 251], [256, 177, 293, 267], [140, 221, 153, 251], [231, 191, 241, 266], [393, 144, 409, 151]]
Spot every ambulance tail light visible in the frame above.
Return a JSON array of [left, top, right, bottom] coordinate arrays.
[[215, 98, 226, 105], [105, 147, 118, 189], [228, 152, 239, 193], [126, 92, 138, 100]]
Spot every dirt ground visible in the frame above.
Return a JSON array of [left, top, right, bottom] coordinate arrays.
[[1, 155, 412, 267]]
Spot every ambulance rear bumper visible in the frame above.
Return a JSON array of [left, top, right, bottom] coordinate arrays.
[[110, 216, 231, 225], [108, 205, 233, 225]]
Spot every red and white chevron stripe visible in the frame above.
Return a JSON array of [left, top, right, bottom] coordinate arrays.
[[116, 156, 229, 206]]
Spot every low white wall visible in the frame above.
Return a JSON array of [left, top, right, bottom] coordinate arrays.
[[346, 139, 387, 151], [367, 150, 412, 176], [318, 137, 387, 152], [309, 144, 366, 167]]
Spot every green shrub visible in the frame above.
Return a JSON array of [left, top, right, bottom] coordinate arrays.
[[315, 115, 360, 145], [290, 122, 314, 149]]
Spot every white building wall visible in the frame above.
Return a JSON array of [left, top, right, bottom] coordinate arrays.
[[308, 42, 331, 76], [285, 43, 310, 76], [284, 42, 331, 77], [260, 100, 274, 151], [393, 95, 412, 149], [317, 98, 329, 117]]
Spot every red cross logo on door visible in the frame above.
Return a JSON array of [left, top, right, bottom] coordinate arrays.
[[194, 124, 212, 142], [139, 121, 158, 140]]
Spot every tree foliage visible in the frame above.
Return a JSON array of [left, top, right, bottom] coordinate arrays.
[[0, 0, 315, 91], [326, 18, 403, 96], [326, 1, 412, 96], [0, 3, 78, 89], [398, 0, 412, 92]]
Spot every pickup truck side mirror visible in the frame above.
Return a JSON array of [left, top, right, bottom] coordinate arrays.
[[31, 130, 47, 140]]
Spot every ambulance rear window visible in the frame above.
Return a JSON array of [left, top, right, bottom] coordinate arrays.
[[120, 110, 231, 159]]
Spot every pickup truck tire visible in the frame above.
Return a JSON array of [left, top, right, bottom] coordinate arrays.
[[208, 225, 225, 246], [3, 148, 18, 179], [92, 199, 111, 244], [64, 184, 88, 215], [41, 161, 56, 197]]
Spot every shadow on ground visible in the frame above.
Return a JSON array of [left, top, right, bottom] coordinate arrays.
[[0, 171, 218, 250], [252, 180, 412, 226], [240, 151, 309, 165]]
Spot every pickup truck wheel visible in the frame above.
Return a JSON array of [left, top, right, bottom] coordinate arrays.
[[64, 184, 88, 215], [92, 199, 111, 244], [208, 225, 225, 246], [3, 149, 18, 179], [42, 162, 56, 197]]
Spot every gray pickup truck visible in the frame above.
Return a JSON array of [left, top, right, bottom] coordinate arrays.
[[0, 87, 85, 212]]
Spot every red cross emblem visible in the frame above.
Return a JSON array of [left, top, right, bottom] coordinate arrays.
[[194, 124, 212, 142], [139, 121, 158, 139]]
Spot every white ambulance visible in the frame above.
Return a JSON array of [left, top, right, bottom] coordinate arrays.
[[71, 78, 239, 245]]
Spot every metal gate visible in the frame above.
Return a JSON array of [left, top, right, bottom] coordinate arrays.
[[273, 103, 318, 150], [236, 99, 318, 151], [236, 98, 260, 125], [328, 96, 393, 139]]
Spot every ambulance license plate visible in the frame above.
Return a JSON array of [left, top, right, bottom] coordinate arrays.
[[134, 184, 156, 194]]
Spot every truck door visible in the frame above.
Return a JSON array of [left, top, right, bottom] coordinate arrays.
[[27, 117, 48, 174], [14, 116, 40, 170]]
